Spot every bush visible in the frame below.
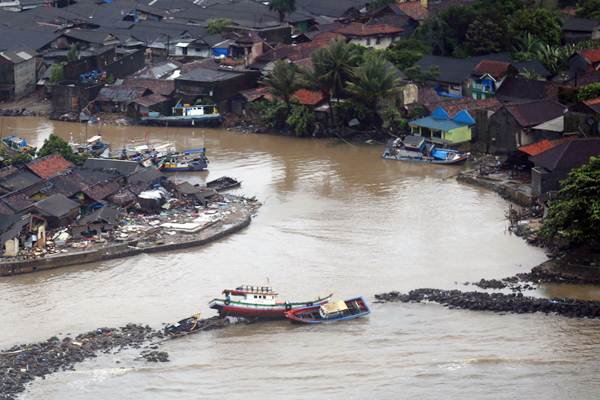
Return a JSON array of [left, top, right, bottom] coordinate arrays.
[[255, 99, 289, 129], [37, 134, 87, 165], [381, 107, 408, 134], [49, 63, 64, 85], [286, 104, 315, 137], [577, 83, 600, 101], [541, 156, 600, 246], [206, 18, 232, 34]]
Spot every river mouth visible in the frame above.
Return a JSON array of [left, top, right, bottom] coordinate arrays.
[[3, 117, 600, 399]]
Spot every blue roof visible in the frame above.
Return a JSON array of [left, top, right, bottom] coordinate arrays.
[[453, 110, 476, 125], [409, 116, 466, 132], [431, 106, 449, 120]]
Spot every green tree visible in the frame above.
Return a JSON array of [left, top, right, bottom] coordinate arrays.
[[286, 104, 315, 136], [261, 60, 302, 110], [577, 82, 600, 101], [541, 156, 600, 245], [206, 18, 232, 34], [268, 0, 295, 22], [513, 33, 543, 61], [382, 38, 431, 70], [465, 17, 509, 55], [576, 0, 600, 19], [519, 68, 543, 80], [66, 44, 79, 62], [37, 134, 80, 163], [509, 8, 562, 46], [404, 64, 439, 83], [345, 54, 402, 127], [381, 106, 408, 135], [49, 63, 64, 85], [254, 99, 289, 129], [305, 39, 360, 126], [367, 0, 395, 11]]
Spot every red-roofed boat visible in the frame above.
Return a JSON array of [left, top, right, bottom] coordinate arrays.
[[208, 285, 333, 319]]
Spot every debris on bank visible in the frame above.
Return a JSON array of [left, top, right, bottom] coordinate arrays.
[[374, 289, 600, 319]]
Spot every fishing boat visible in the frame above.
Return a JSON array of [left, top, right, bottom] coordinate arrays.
[[208, 285, 333, 319], [206, 176, 241, 192], [1, 136, 36, 156], [72, 135, 110, 158], [382, 135, 469, 164], [285, 297, 371, 324], [139, 103, 223, 127], [158, 148, 208, 172]]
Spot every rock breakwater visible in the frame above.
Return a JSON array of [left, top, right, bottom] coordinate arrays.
[[375, 289, 600, 319]]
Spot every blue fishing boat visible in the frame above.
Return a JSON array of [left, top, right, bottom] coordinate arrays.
[[284, 297, 370, 324], [2, 135, 36, 156], [382, 135, 469, 164]]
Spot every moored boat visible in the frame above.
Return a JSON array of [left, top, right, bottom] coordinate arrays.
[[285, 297, 370, 324], [158, 148, 208, 172], [139, 103, 223, 127], [72, 135, 110, 158], [382, 135, 469, 164], [206, 176, 241, 192], [208, 285, 333, 319], [1, 135, 36, 156]]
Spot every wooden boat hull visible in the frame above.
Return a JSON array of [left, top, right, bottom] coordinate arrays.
[[207, 177, 241, 192], [139, 116, 223, 127], [381, 154, 468, 164], [285, 297, 371, 324], [209, 293, 333, 319]]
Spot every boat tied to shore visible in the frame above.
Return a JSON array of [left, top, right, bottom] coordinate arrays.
[[208, 285, 333, 319], [139, 103, 223, 127], [71, 135, 110, 158], [285, 297, 371, 324], [382, 135, 469, 164], [1, 136, 36, 156]]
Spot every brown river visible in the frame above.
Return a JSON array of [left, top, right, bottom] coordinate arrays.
[[1, 117, 600, 399]]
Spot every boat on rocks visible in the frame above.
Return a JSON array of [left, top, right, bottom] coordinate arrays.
[[209, 285, 333, 319], [164, 314, 231, 337], [382, 135, 469, 164], [158, 148, 208, 172], [284, 297, 370, 324], [207, 176, 241, 192], [139, 103, 223, 127]]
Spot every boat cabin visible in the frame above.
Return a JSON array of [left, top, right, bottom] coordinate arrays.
[[319, 300, 348, 318], [172, 104, 219, 117], [223, 285, 280, 305]]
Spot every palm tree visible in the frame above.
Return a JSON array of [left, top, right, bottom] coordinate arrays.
[[269, 0, 295, 23], [261, 60, 301, 110], [345, 54, 402, 128], [513, 33, 542, 61], [303, 39, 360, 127]]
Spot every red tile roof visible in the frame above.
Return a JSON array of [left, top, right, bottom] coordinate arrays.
[[519, 139, 560, 156], [473, 60, 512, 79], [335, 22, 403, 37], [583, 97, 600, 106], [261, 32, 344, 63], [293, 89, 326, 106], [26, 155, 73, 180], [580, 48, 600, 64], [239, 86, 271, 102], [396, 1, 428, 21], [425, 97, 502, 117]]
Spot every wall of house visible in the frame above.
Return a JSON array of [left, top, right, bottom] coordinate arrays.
[[13, 58, 36, 98], [348, 35, 397, 50], [400, 83, 418, 106], [532, 166, 564, 196], [51, 83, 103, 113], [485, 108, 521, 154], [104, 49, 145, 79], [174, 46, 210, 58], [444, 126, 472, 144]]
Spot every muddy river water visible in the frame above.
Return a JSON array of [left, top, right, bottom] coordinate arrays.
[[1, 117, 600, 399]]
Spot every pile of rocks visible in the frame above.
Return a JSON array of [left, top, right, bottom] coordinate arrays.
[[374, 289, 600, 319]]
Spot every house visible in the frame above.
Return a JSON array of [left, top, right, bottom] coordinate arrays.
[[485, 100, 568, 154], [94, 86, 150, 113], [70, 205, 121, 238], [0, 214, 30, 257], [470, 60, 517, 100], [0, 166, 41, 195], [335, 22, 403, 49], [530, 138, 600, 196], [562, 17, 600, 44], [226, 32, 265, 67], [31, 193, 80, 228], [26, 155, 74, 180], [0, 49, 37, 100], [83, 158, 139, 177], [569, 48, 600, 78], [495, 77, 558, 103], [173, 38, 212, 59], [366, 3, 423, 36], [175, 60, 260, 111], [415, 55, 475, 98], [409, 106, 475, 144]]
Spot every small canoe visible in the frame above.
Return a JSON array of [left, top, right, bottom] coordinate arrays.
[[285, 297, 370, 324], [207, 176, 241, 192]]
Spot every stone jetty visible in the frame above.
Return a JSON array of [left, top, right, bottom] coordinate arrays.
[[374, 289, 600, 319]]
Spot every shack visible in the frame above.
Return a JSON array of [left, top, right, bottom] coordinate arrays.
[[31, 193, 80, 229], [71, 206, 121, 238]]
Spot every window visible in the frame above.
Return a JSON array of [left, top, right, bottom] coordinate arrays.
[[376, 37, 381, 45], [366, 37, 371, 46]]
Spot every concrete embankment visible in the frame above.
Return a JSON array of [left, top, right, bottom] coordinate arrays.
[[457, 169, 534, 207], [0, 212, 251, 277], [375, 289, 600, 319]]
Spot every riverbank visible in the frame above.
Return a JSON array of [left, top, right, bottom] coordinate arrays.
[[0, 196, 259, 276], [457, 168, 534, 207]]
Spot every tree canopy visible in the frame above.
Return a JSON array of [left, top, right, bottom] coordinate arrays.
[[542, 156, 600, 246], [261, 60, 302, 108], [37, 134, 85, 164], [268, 0, 295, 22], [206, 18, 232, 34]]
